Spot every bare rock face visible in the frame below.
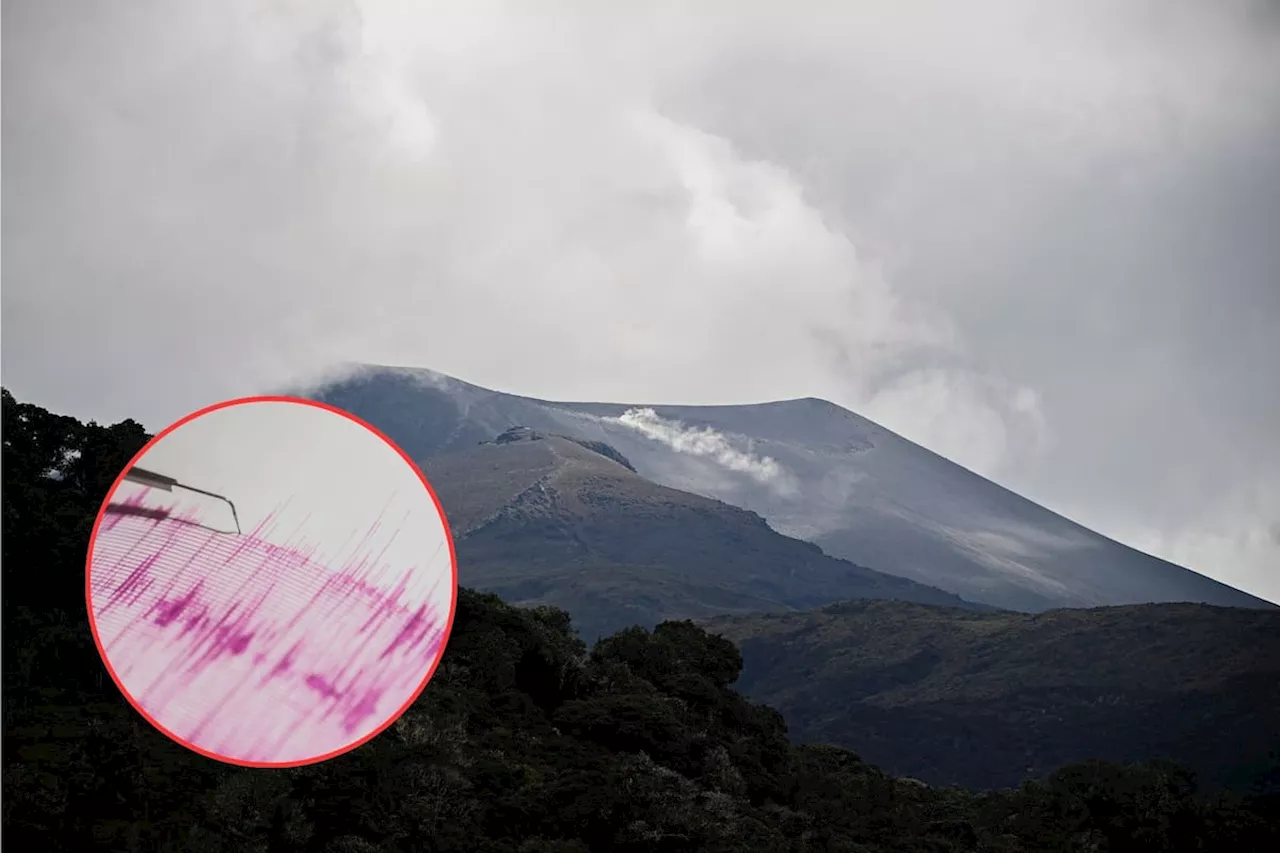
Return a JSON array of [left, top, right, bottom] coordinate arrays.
[[419, 428, 981, 640], [489, 425, 638, 473]]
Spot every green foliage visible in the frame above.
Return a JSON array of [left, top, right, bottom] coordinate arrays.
[[3, 388, 1278, 851]]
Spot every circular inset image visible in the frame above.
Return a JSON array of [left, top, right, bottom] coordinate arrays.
[[85, 396, 456, 767]]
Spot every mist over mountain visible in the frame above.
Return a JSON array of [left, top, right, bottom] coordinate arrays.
[[421, 426, 980, 640], [304, 364, 1274, 613]]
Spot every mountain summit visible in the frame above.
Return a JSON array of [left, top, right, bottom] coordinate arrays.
[[305, 364, 1274, 613]]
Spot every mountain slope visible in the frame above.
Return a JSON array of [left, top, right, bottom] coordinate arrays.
[[422, 426, 981, 640], [703, 600, 1280, 791], [304, 364, 1274, 612]]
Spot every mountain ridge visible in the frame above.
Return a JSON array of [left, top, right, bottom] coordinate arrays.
[[703, 598, 1280, 791], [303, 363, 1275, 612], [419, 425, 986, 639]]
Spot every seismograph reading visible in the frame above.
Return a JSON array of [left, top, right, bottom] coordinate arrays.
[[89, 487, 452, 765]]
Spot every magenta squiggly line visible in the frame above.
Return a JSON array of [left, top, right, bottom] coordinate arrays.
[[89, 488, 451, 765]]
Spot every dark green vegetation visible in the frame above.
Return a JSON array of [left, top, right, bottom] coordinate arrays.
[[706, 600, 1280, 793], [423, 426, 980, 641], [5, 388, 1279, 851], [2, 388, 152, 615]]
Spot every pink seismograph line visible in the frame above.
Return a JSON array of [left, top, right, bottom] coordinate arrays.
[[88, 487, 452, 765]]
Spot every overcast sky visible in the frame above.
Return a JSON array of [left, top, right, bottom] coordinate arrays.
[[4, 0, 1279, 603]]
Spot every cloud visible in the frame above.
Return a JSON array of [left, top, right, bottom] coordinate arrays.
[[2, 0, 1277, 602], [610, 407, 798, 494], [864, 370, 1050, 476]]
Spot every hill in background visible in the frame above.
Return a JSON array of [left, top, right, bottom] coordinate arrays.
[[705, 599, 1280, 792]]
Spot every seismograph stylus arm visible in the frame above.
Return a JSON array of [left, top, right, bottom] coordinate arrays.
[[123, 466, 242, 535], [123, 466, 179, 491]]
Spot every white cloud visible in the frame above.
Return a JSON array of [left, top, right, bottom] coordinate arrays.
[[865, 370, 1050, 477]]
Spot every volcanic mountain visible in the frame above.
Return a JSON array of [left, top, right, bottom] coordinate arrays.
[[303, 364, 1274, 613], [420, 426, 979, 640]]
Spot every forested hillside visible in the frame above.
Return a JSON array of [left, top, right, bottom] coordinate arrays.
[[707, 600, 1280, 791], [4, 389, 1277, 852]]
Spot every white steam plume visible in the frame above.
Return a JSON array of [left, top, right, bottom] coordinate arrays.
[[610, 407, 797, 495]]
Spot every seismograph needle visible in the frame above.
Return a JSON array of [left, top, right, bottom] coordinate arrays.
[[122, 466, 242, 535]]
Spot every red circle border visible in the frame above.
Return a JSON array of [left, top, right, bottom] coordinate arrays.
[[82, 394, 460, 769]]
